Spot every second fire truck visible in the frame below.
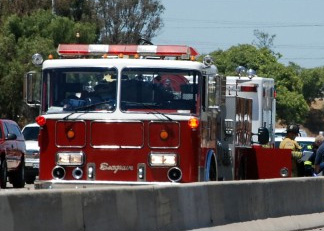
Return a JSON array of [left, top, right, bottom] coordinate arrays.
[[23, 44, 291, 189]]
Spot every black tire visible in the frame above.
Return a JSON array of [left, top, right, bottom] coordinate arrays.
[[0, 159, 7, 189], [25, 175, 36, 184], [208, 155, 218, 181], [11, 159, 25, 188], [238, 158, 246, 180]]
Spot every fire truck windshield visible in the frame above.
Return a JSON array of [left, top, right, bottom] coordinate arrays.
[[43, 67, 117, 113], [42, 67, 200, 114], [120, 68, 199, 114]]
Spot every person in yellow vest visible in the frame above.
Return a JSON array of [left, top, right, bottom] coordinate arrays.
[[279, 124, 303, 177]]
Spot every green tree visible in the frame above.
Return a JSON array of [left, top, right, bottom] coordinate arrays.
[[252, 29, 276, 50], [209, 44, 278, 76], [0, 10, 97, 121], [276, 86, 309, 125], [0, 0, 51, 20], [54, 0, 97, 22], [300, 67, 324, 104], [96, 0, 164, 44], [207, 43, 309, 125]]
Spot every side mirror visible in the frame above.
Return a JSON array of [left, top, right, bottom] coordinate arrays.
[[23, 71, 41, 107], [257, 127, 269, 145], [6, 133, 17, 140]]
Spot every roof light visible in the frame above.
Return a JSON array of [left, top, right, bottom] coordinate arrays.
[[188, 117, 199, 130], [274, 89, 277, 98], [57, 44, 199, 59], [247, 69, 256, 79], [203, 55, 214, 67], [235, 66, 246, 76], [32, 53, 44, 65], [240, 85, 257, 92], [35, 116, 46, 127]]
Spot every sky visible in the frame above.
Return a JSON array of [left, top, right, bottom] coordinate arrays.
[[153, 0, 324, 69]]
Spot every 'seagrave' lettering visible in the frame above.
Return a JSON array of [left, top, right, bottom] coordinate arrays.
[[99, 163, 134, 174]]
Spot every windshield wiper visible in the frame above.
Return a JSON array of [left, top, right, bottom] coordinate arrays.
[[122, 101, 173, 121], [74, 100, 116, 111], [62, 100, 116, 120]]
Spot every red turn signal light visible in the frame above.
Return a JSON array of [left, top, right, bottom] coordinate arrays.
[[188, 117, 199, 129], [35, 116, 46, 127]]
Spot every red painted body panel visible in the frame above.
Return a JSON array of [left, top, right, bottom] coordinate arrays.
[[38, 119, 200, 183], [91, 121, 144, 147], [56, 121, 86, 147], [234, 146, 292, 179]]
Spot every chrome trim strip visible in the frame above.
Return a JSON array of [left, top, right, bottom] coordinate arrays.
[[34, 179, 178, 189]]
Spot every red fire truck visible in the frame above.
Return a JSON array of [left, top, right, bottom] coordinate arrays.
[[24, 44, 291, 189], [225, 73, 291, 180]]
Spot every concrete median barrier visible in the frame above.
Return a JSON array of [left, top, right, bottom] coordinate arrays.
[[0, 177, 324, 231]]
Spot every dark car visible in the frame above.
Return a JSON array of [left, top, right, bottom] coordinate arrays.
[[0, 119, 26, 188]]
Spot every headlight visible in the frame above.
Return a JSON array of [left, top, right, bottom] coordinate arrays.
[[149, 153, 177, 167], [56, 152, 84, 166]]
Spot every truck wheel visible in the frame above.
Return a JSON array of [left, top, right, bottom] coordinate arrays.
[[12, 160, 25, 188], [238, 158, 246, 180], [205, 151, 218, 181], [0, 160, 7, 189], [25, 176, 36, 184], [209, 155, 218, 181]]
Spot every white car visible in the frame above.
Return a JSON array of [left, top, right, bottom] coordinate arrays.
[[275, 136, 315, 162], [296, 136, 315, 161], [275, 128, 307, 138], [22, 123, 40, 184]]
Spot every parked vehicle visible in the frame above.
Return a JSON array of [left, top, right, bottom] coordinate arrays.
[[0, 119, 26, 188], [22, 123, 40, 184], [23, 44, 291, 189], [275, 136, 315, 161], [275, 128, 307, 138], [295, 136, 315, 161]]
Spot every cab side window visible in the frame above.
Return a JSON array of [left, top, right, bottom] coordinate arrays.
[[8, 124, 22, 138], [3, 122, 9, 138]]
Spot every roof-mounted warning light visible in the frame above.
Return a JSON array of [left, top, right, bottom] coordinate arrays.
[[57, 44, 199, 60], [240, 85, 258, 92]]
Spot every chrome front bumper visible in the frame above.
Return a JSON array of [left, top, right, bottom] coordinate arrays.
[[34, 179, 178, 189]]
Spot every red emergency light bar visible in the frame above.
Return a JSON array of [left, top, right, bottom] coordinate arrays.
[[57, 44, 199, 58]]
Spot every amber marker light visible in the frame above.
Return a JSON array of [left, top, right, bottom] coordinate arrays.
[[134, 54, 139, 59], [35, 116, 46, 127], [48, 54, 53, 59], [67, 129, 75, 139], [160, 130, 169, 140], [118, 53, 124, 58], [188, 117, 199, 130], [190, 55, 196, 61]]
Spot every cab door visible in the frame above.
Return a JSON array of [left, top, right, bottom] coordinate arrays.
[[4, 122, 19, 169]]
